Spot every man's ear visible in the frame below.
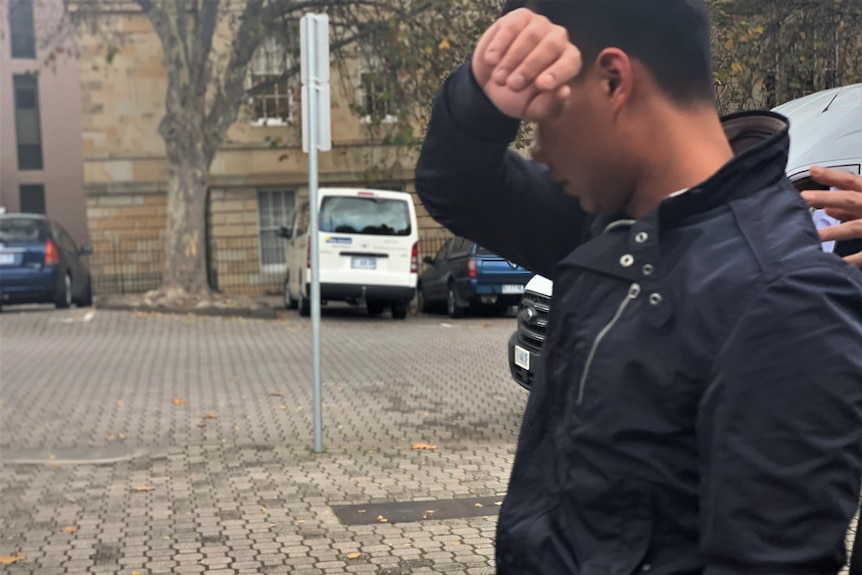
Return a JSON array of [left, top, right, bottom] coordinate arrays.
[[596, 48, 632, 112]]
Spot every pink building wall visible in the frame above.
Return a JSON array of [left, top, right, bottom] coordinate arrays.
[[0, 0, 88, 245]]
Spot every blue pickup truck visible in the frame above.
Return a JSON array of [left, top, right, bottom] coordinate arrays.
[[417, 237, 532, 317]]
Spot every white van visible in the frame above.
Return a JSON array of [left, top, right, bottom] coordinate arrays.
[[279, 188, 419, 319]]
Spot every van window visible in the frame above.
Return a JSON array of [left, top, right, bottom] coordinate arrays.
[[319, 196, 411, 236]]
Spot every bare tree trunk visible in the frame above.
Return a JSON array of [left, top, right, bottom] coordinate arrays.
[[162, 140, 210, 297]]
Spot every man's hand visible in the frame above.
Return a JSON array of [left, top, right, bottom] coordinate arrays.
[[802, 165, 862, 268], [472, 8, 582, 122]]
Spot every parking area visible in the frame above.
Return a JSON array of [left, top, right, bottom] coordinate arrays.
[[0, 307, 526, 574]]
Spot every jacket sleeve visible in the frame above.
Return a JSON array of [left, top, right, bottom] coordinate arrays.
[[414, 62, 590, 279], [698, 265, 862, 574]]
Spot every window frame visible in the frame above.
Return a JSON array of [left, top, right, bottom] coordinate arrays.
[[357, 53, 397, 125], [13, 74, 44, 171], [19, 183, 46, 214], [9, 0, 36, 59], [257, 188, 297, 271], [247, 37, 297, 127]]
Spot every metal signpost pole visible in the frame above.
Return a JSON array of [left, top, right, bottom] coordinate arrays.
[[301, 14, 331, 454]]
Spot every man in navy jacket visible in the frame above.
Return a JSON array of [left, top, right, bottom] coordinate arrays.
[[415, 1, 862, 573]]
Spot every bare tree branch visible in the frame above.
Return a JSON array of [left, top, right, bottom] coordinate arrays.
[[203, 0, 266, 161], [190, 0, 220, 97]]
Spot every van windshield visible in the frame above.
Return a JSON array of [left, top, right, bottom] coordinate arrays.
[[319, 196, 411, 236]]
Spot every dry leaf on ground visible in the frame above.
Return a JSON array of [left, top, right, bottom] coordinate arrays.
[[172, 398, 188, 406], [412, 442, 437, 451], [132, 486, 155, 492], [278, 405, 287, 411], [62, 525, 78, 534], [271, 392, 283, 397], [202, 413, 217, 419], [346, 552, 362, 560], [0, 549, 25, 565], [377, 515, 389, 523]]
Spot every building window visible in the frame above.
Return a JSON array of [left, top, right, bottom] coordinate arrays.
[[258, 188, 296, 268], [358, 54, 396, 124], [19, 184, 45, 214], [247, 38, 296, 126], [13, 74, 43, 171], [9, 0, 36, 59]]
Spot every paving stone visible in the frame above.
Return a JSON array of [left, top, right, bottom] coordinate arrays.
[[1, 309, 853, 575]]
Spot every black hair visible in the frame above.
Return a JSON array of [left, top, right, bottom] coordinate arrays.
[[523, 0, 715, 105]]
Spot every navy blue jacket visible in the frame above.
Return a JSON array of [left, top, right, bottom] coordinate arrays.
[[415, 63, 862, 575]]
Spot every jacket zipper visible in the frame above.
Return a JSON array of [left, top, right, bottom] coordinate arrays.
[[576, 283, 641, 405]]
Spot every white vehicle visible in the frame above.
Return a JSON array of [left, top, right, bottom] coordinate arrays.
[[774, 82, 862, 181], [279, 188, 419, 319], [774, 83, 862, 254]]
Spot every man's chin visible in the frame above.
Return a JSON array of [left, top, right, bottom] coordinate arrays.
[[565, 187, 597, 213]]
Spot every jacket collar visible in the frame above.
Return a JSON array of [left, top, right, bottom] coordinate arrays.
[[585, 111, 790, 236], [564, 112, 790, 267], [657, 111, 790, 227], [559, 112, 791, 326]]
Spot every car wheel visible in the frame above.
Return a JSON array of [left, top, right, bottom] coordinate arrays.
[[447, 284, 465, 319], [417, 283, 432, 314], [298, 289, 311, 317], [392, 300, 408, 320], [55, 273, 72, 309], [76, 276, 94, 308], [284, 276, 298, 310], [367, 300, 386, 317]]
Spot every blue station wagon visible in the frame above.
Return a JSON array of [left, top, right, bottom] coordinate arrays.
[[417, 237, 532, 317], [0, 215, 93, 310]]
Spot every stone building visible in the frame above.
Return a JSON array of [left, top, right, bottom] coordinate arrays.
[[76, 7, 450, 296]]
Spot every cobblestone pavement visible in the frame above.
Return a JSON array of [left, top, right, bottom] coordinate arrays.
[[0, 307, 856, 574], [0, 306, 526, 574]]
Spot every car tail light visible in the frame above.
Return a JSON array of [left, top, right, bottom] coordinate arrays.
[[467, 257, 477, 279], [410, 242, 418, 274], [44, 240, 60, 266]]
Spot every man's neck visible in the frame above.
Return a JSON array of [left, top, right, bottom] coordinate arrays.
[[625, 105, 734, 219]]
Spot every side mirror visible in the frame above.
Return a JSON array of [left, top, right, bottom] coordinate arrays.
[[278, 225, 293, 239], [80, 245, 93, 255], [423, 256, 434, 265]]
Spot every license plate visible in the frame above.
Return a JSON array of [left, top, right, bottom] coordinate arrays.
[[0, 253, 16, 265], [514, 345, 530, 370], [502, 284, 525, 295], [351, 257, 376, 270]]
